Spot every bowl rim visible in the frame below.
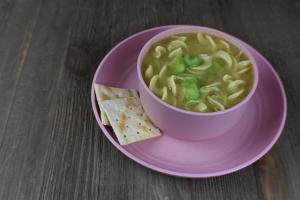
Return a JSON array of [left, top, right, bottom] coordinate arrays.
[[137, 26, 259, 116]]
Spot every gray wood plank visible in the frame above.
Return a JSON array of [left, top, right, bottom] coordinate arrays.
[[244, 1, 300, 200], [0, 0, 75, 199], [0, 0, 40, 147]]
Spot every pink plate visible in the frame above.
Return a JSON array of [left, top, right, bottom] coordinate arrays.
[[91, 26, 287, 178]]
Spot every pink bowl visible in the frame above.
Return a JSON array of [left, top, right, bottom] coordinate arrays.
[[137, 26, 259, 140]]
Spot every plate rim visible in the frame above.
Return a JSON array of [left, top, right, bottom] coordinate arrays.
[[91, 25, 287, 178]]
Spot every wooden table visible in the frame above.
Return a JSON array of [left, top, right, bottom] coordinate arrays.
[[0, 0, 299, 199]]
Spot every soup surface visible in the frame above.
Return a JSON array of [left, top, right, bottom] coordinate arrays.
[[142, 32, 254, 112]]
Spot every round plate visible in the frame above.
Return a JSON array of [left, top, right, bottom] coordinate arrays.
[[91, 26, 287, 178]]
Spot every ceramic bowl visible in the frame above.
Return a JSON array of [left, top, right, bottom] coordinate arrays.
[[137, 26, 259, 140]]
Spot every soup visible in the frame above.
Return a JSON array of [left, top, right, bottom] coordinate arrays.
[[141, 32, 254, 112]]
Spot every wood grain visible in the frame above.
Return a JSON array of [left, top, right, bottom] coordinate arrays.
[[0, 0, 299, 199]]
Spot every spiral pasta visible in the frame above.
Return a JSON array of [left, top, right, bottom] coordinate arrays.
[[167, 40, 187, 51], [168, 47, 183, 58], [153, 46, 166, 58], [142, 32, 254, 112]]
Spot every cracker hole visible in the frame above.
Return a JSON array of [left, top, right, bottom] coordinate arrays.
[[137, 131, 140, 134]]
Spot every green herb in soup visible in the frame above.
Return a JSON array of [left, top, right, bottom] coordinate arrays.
[[142, 32, 254, 112]]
